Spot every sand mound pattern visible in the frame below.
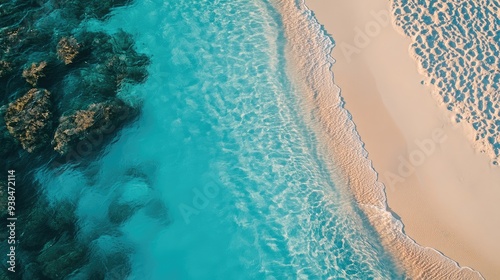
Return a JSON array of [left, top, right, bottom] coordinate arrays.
[[391, 0, 500, 164]]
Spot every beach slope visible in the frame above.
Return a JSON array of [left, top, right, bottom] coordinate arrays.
[[304, 0, 500, 279]]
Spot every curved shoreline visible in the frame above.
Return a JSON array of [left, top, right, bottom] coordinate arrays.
[[273, 0, 489, 278], [304, 0, 500, 278]]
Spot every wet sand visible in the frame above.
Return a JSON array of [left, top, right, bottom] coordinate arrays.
[[304, 0, 500, 278]]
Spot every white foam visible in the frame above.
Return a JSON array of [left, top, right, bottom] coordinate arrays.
[[272, 0, 484, 278]]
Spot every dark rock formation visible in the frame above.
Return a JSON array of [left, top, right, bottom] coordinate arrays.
[[108, 200, 137, 224], [16, 195, 80, 279], [18, 197, 56, 251], [0, 1, 151, 278], [36, 236, 88, 279], [53, 98, 136, 155], [4, 88, 53, 153], [22, 61, 47, 86], [0, 105, 20, 159], [78, 30, 149, 89], [89, 252, 132, 280], [0, 60, 12, 78], [51, 0, 131, 20], [0, 182, 6, 220], [57, 36, 80, 65], [0, 269, 9, 280], [47, 201, 77, 233]]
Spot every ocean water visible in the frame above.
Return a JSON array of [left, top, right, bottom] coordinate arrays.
[[33, 0, 404, 279]]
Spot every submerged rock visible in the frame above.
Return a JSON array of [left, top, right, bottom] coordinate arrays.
[[22, 61, 47, 86], [0, 182, 7, 219], [52, 99, 136, 155], [51, 0, 131, 20], [0, 60, 12, 78], [47, 201, 77, 233], [0, 105, 20, 159], [0, 1, 151, 279], [57, 36, 80, 65], [18, 263, 43, 280], [19, 195, 77, 251], [19, 197, 55, 251], [79, 30, 149, 85], [4, 88, 53, 153], [0, 269, 9, 280], [36, 237, 88, 280], [53, 30, 149, 114], [108, 200, 137, 224]]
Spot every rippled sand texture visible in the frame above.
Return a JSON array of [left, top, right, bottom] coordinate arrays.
[[391, 0, 500, 164]]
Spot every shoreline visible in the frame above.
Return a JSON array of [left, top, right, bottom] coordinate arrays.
[[303, 0, 500, 279]]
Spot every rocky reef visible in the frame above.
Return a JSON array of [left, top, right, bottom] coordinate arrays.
[[57, 37, 80, 65], [0, 105, 20, 158], [50, 0, 131, 21], [0, 60, 12, 78], [4, 88, 53, 153], [53, 98, 137, 155], [0, 0, 151, 278], [22, 61, 47, 86], [0, 3, 149, 159], [36, 237, 88, 279], [57, 30, 149, 113], [12, 191, 91, 279]]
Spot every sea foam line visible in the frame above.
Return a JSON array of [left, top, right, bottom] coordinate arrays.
[[271, 0, 484, 278]]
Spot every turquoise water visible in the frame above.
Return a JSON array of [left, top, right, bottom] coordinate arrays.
[[36, 0, 403, 279]]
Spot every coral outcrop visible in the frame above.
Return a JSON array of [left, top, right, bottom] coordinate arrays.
[[1, 8, 149, 157], [36, 237, 88, 279], [0, 1, 151, 278], [53, 99, 136, 155], [0, 60, 12, 78], [22, 61, 47, 86], [57, 30, 150, 112], [81, 30, 149, 86], [57, 37, 80, 65], [0, 105, 19, 158], [4, 88, 53, 153], [16, 194, 84, 279]]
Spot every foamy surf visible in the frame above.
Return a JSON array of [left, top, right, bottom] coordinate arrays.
[[274, 0, 484, 279]]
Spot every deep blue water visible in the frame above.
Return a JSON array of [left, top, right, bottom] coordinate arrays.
[[35, 0, 403, 279]]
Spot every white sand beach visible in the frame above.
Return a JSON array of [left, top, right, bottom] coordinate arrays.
[[304, 0, 500, 279]]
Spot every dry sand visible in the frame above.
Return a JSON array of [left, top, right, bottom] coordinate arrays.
[[304, 0, 500, 279]]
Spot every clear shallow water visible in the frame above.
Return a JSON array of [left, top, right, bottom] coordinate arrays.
[[36, 0, 402, 279]]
